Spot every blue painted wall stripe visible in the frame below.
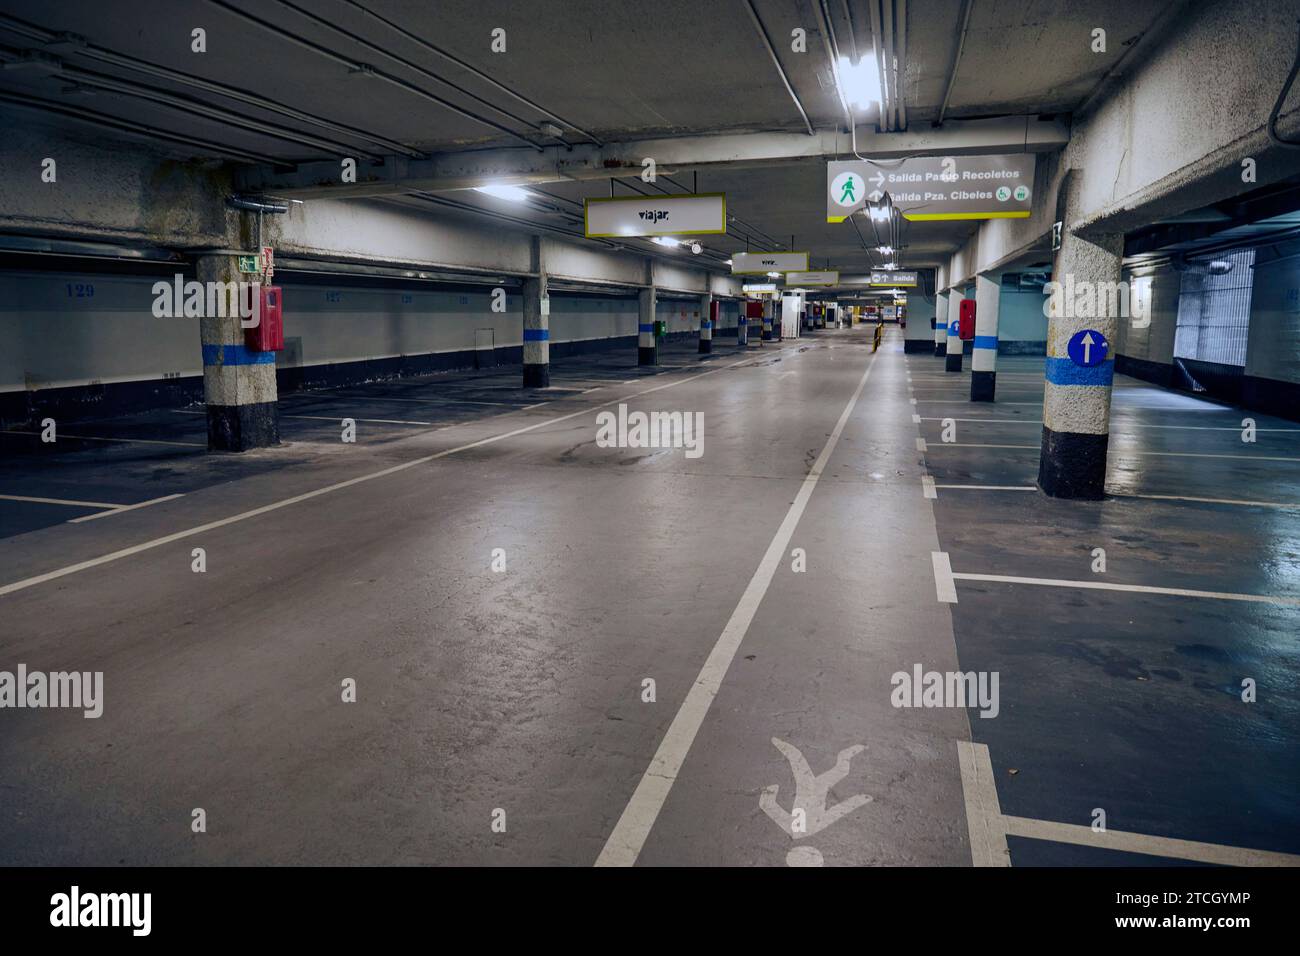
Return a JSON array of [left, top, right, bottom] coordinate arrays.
[[1045, 356, 1114, 387], [973, 335, 999, 350], [202, 344, 276, 366], [522, 328, 549, 341]]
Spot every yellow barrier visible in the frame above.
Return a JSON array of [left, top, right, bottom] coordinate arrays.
[[873, 322, 883, 352]]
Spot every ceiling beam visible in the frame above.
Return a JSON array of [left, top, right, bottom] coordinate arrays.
[[238, 116, 1070, 199]]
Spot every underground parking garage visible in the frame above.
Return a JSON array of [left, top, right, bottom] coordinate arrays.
[[1, 0, 1299, 938]]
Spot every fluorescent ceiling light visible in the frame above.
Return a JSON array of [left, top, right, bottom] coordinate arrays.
[[868, 205, 891, 222], [837, 55, 883, 112], [724, 258, 733, 265], [473, 184, 531, 202], [766, 271, 781, 278], [876, 246, 893, 254], [652, 236, 679, 247]]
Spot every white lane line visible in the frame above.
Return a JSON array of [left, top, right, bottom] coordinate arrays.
[[931, 551, 958, 603], [914, 400, 1040, 405], [1002, 814, 1300, 866], [912, 414, 922, 424], [1, 430, 203, 448], [916, 437, 928, 452], [909, 398, 917, 405], [1126, 492, 1300, 509], [280, 415, 435, 426], [922, 417, 1300, 433], [595, 347, 882, 867], [295, 395, 532, 408], [958, 742, 1300, 867], [957, 742, 1010, 867], [921, 475, 937, 499], [67, 493, 186, 524], [950, 571, 1300, 606], [929, 444, 1300, 463], [935, 484, 1036, 491], [0, 493, 126, 509], [0, 358, 753, 600]]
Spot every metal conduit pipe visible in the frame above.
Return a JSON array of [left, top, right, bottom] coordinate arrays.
[[204, 0, 544, 151], [935, 0, 973, 126], [0, 11, 421, 157], [741, 0, 815, 136]]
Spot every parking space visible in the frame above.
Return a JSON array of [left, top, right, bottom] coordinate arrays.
[[906, 352, 1300, 865], [0, 340, 746, 540]]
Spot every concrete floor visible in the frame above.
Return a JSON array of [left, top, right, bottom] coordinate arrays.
[[1, 331, 1297, 865]]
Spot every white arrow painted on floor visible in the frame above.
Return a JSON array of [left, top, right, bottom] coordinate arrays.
[[759, 737, 871, 839]]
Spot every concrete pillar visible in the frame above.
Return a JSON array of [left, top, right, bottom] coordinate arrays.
[[699, 294, 714, 354], [1038, 231, 1124, 499], [971, 273, 1000, 401], [737, 302, 749, 346], [638, 285, 657, 365], [945, 291, 963, 372], [522, 275, 550, 387], [761, 299, 774, 341], [198, 254, 278, 451], [523, 237, 549, 387], [934, 291, 948, 356]]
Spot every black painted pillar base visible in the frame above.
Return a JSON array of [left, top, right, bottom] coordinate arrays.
[[207, 401, 279, 452], [638, 345, 658, 366], [971, 370, 995, 401], [933, 341, 945, 356], [945, 352, 963, 372], [903, 340, 932, 354], [523, 363, 550, 388], [1037, 425, 1108, 500], [698, 338, 712, 354], [762, 330, 773, 341]]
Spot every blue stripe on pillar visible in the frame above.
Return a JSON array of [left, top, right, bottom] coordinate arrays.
[[522, 329, 550, 341], [202, 344, 276, 366], [973, 335, 998, 350], [1044, 357, 1114, 387], [638, 323, 654, 333]]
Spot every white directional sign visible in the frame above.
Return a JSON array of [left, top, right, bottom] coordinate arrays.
[[742, 282, 778, 293], [869, 271, 917, 286], [827, 155, 1035, 222], [584, 193, 726, 238], [731, 251, 810, 274], [786, 270, 839, 286]]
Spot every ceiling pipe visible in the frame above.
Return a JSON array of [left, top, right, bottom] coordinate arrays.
[[881, 0, 896, 131], [270, 0, 562, 148], [867, 0, 891, 131], [0, 11, 420, 157], [742, 0, 815, 136], [935, 0, 973, 126], [814, 0, 851, 131], [896, 0, 909, 130], [205, 0, 544, 151], [335, 0, 602, 147]]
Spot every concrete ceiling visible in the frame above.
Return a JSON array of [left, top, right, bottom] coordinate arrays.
[[0, 0, 1172, 273]]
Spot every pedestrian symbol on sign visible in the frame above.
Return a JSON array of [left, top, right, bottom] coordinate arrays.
[[831, 171, 863, 207]]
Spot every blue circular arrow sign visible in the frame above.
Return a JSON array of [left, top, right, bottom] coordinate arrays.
[[1067, 329, 1109, 367]]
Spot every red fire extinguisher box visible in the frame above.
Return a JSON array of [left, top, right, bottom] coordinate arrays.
[[959, 298, 976, 340], [246, 286, 284, 352]]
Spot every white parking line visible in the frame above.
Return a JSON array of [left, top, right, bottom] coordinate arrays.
[[931, 551, 958, 603], [920, 417, 1300, 434], [280, 415, 435, 426], [0, 358, 755, 599], [1, 430, 203, 448], [959, 742, 1300, 866], [0, 493, 125, 509], [595, 347, 881, 867], [921, 475, 937, 499], [934, 485, 1036, 492], [916, 437, 928, 452], [929, 443, 1300, 463], [69, 494, 186, 523], [938, 562, 1300, 606]]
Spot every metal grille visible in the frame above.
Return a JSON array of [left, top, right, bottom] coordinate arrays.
[[1173, 249, 1255, 367]]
